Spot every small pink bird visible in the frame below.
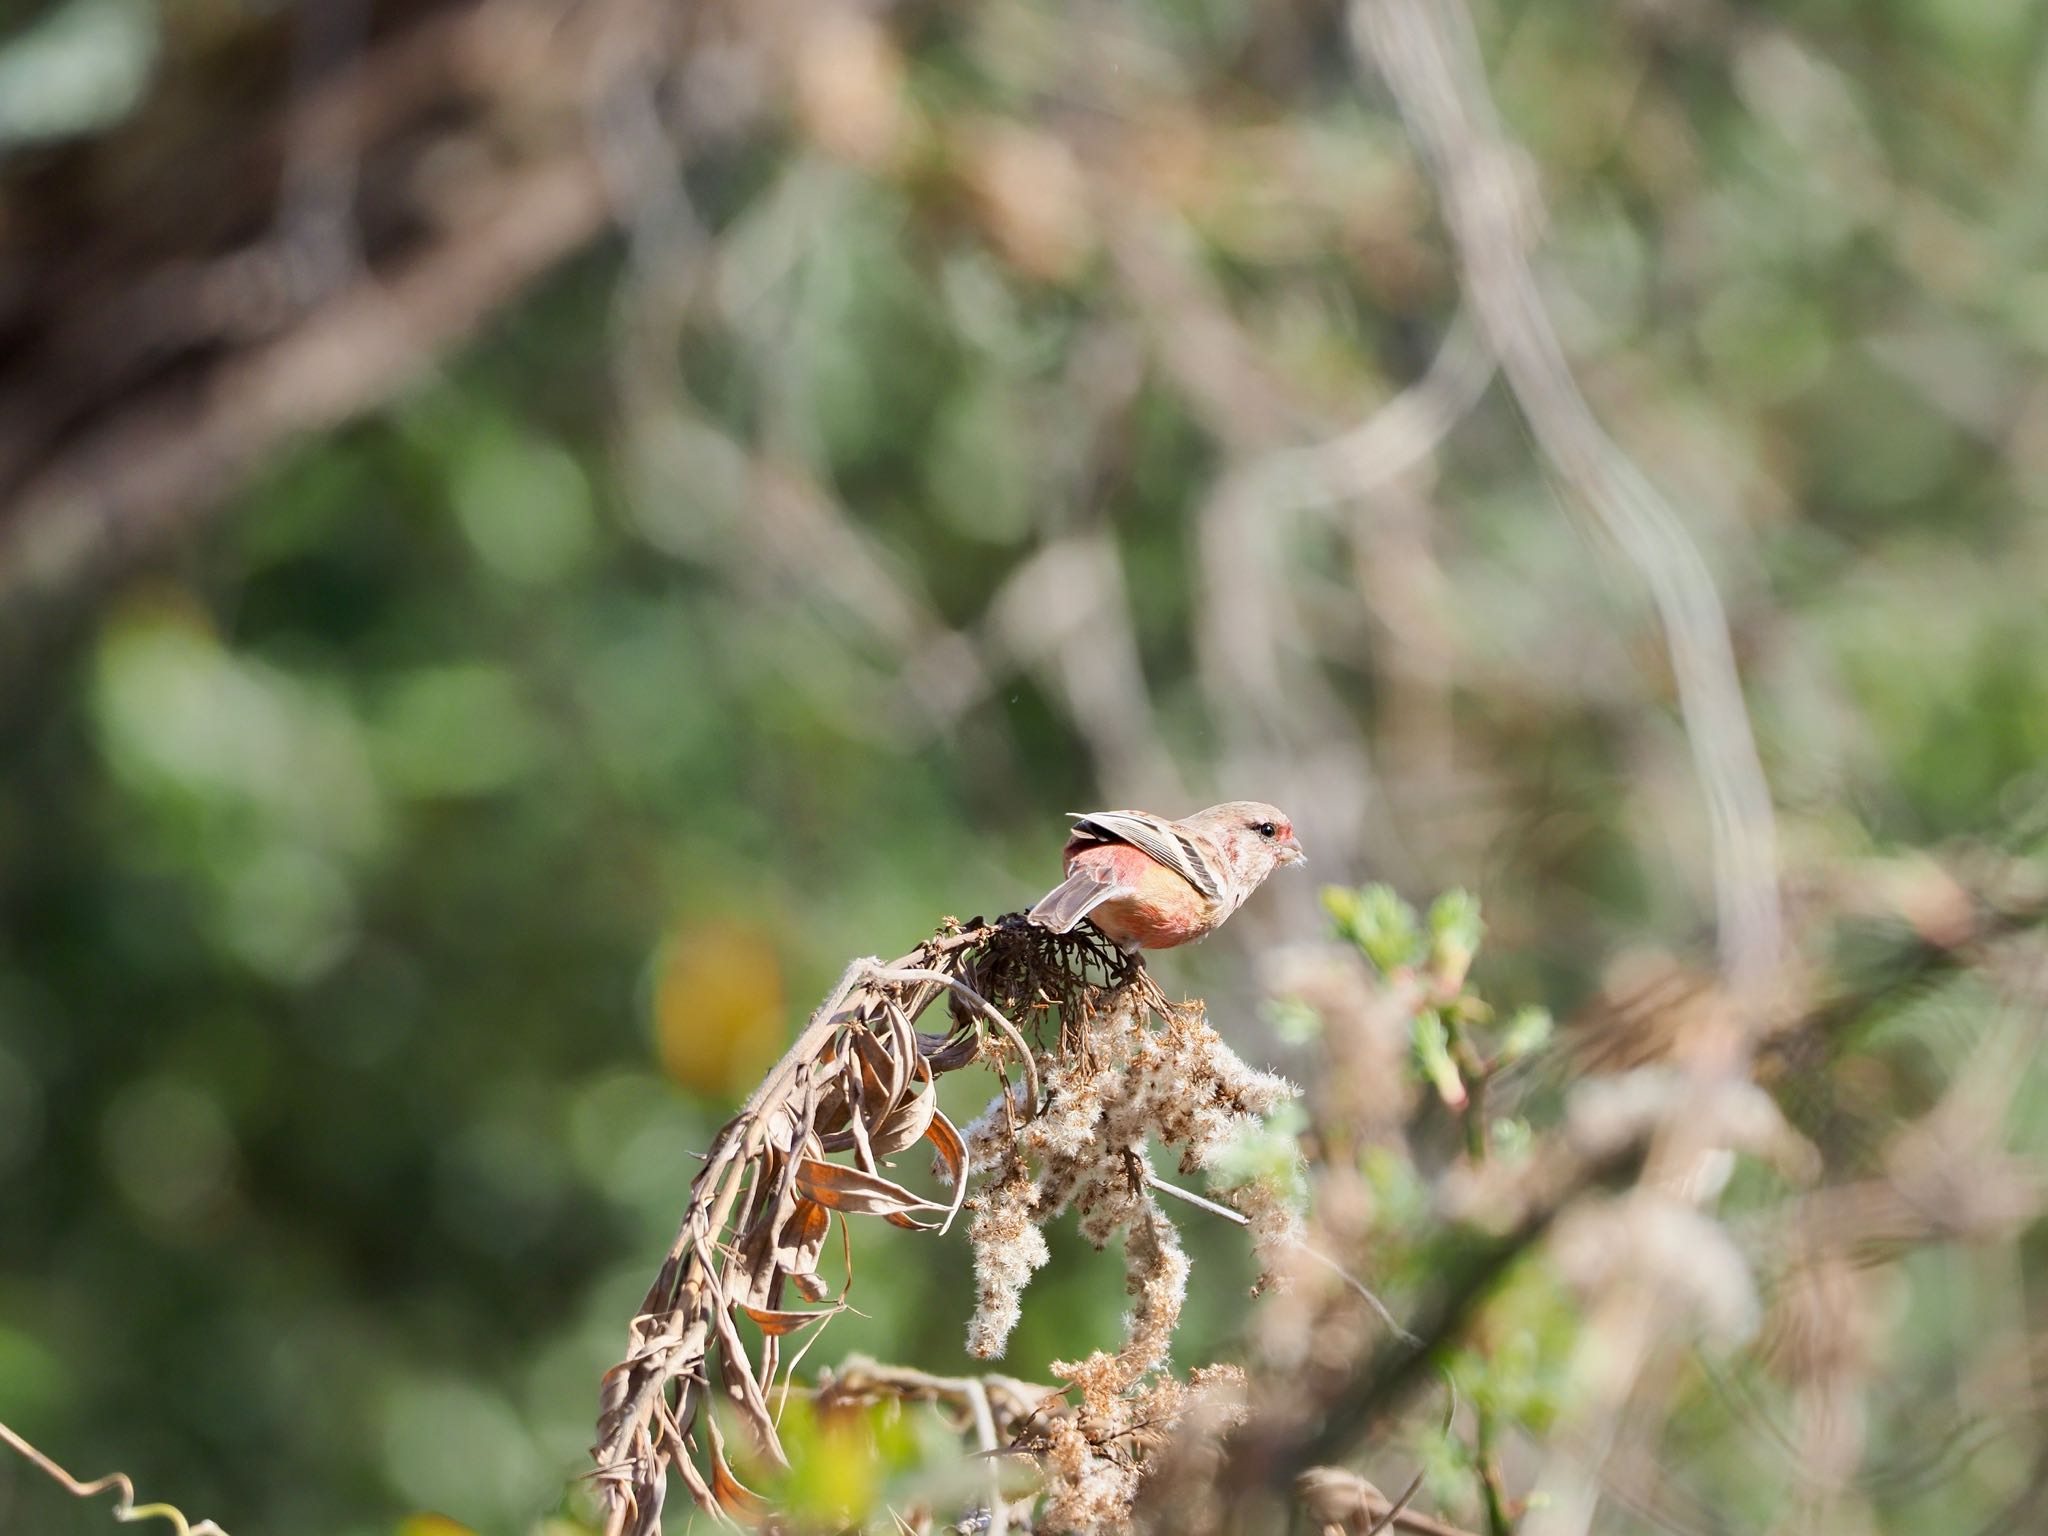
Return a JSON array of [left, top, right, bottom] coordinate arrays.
[[1027, 802, 1307, 953]]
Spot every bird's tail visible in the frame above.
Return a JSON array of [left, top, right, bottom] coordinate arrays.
[[1027, 870, 1115, 934]]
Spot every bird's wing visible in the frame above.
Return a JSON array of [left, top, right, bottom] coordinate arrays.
[[1027, 863, 1125, 934], [1068, 810, 1223, 904]]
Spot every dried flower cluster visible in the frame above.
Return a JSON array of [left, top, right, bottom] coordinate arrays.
[[1035, 1360, 1248, 1534], [955, 970, 1298, 1531], [593, 915, 1304, 1536], [962, 977, 1297, 1364]]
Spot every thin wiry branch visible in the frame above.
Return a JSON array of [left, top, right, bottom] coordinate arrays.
[[1349, 0, 1784, 999], [0, 1418, 229, 1536], [1144, 1171, 1418, 1346]]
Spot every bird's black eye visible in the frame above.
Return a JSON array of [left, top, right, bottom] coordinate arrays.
[[1254, 821, 1276, 838]]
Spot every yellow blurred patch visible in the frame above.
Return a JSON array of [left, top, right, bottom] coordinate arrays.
[[744, 1398, 884, 1525], [655, 920, 786, 1098], [396, 1515, 479, 1536]]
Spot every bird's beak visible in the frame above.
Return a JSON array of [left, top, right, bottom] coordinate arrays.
[[1280, 837, 1306, 867]]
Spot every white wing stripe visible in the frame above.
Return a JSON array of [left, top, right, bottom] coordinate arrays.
[[1070, 810, 1223, 904]]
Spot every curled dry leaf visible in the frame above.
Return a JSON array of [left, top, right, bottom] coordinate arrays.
[[740, 1303, 843, 1336], [929, 1108, 971, 1234], [704, 1408, 763, 1516], [856, 1028, 911, 1122], [795, 1155, 946, 1229], [871, 1064, 939, 1154], [593, 917, 1134, 1535]]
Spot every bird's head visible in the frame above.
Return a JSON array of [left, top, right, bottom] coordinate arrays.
[[1186, 800, 1306, 886]]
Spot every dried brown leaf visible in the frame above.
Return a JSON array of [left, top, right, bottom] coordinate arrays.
[[776, 1196, 831, 1274], [927, 1108, 970, 1234], [711, 1307, 788, 1468], [855, 1027, 910, 1122], [705, 1411, 765, 1517], [795, 1156, 944, 1229], [845, 1058, 880, 1174], [871, 1061, 939, 1155], [810, 1041, 854, 1138], [741, 1304, 843, 1336]]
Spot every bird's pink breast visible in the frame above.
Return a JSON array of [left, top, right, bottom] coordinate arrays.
[[1064, 842, 1220, 950]]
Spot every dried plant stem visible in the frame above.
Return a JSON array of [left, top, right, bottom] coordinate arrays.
[[810, 1356, 1060, 1425], [0, 1417, 229, 1536], [593, 916, 1132, 1535], [965, 1380, 1010, 1536], [592, 912, 1320, 1532]]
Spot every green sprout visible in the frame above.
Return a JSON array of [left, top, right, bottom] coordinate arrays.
[[1324, 883, 1425, 975], [1411, 1011, 1467, 1109], [1427, 889, 1485, 989]]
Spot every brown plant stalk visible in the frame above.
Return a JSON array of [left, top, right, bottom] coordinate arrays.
[[590, 913, 1149, 1534]]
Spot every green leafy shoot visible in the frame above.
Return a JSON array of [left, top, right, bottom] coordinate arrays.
[[1427, 889, 1485, 989], [1411, 1011, 1467, 1109], [1324, 883, 1426, 975]]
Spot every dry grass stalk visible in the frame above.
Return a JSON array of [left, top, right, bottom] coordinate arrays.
[[593, 912, 1290, 1534]]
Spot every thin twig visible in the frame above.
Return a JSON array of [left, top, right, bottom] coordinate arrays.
[[1144, 1172, 1420, 1346], [1363, 1463, 1431, 1536], [0, 1418, 229, 1536]]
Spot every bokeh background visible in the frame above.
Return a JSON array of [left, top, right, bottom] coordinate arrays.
[[3, 0, 2047, 1532]]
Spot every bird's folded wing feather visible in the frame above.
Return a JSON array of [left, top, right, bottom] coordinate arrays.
[[1069, 811, 1223, 903], [1028, 863, 1124, 934]]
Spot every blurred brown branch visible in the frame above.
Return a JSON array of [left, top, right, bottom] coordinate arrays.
[[1349, 0, 1783, 1001], [0, 0, 661, 649], [0, 149, 608, 624]]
